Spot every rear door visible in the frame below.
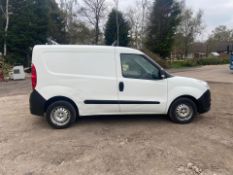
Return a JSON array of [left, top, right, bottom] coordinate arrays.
[[117, 53, 168, 114]]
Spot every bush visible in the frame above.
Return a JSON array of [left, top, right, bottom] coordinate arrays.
[[169, 60, 198, 69], [137, 48, 229, 69], [197, 56, 229, 65], [0, 59, 12, 78], [170, 56, 229, 69]]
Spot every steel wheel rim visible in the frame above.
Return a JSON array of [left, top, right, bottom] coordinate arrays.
[[175, 104, 193, 120], [50, 106, 71, 126]]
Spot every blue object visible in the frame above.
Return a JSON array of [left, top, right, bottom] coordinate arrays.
[[230, 55, 233, 71]]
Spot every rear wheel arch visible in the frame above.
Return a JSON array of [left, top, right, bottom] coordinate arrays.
[[45, 96, 79, 116]]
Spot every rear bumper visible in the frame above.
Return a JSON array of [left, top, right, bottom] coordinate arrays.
[[197, 90, 211, 114], [29, 90, 46, 116]]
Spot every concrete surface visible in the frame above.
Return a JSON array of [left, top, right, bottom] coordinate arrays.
[[169, 64, 233, 84], [0, 65, 233, 175]]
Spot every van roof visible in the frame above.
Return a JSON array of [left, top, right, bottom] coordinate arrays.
[[33, 45, 143, 54]]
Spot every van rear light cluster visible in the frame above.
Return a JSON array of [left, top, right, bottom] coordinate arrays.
[[31, 64, 37, 89]]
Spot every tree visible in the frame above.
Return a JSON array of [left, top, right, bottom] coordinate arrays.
[[126, 0, 151, 49], [58, 0, 77, 28], [0, 1, 5, 56], [48, 0, 68, 43], [176, 8, 204, 57], [67, 21, 94, 44], [0, 0, 68, 66], [209, 25, 233, 42], [146, 0, 182, 58], [105, 9, 130, 46], [3, 0, 9, 58], [0, 0, 10, 59], [79, 0, 107, 44], [7, 0, 50, 65], [206, 25, 233, 53]]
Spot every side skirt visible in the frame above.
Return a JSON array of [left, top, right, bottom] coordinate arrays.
[[84, 100, 160, 105]]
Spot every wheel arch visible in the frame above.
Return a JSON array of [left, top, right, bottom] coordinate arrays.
[[167, 95, 198, 114], [45, 96, 79, 115]]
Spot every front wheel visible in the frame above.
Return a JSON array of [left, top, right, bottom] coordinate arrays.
[[46, 101, 77, 129], [169, 98, 197, 124]]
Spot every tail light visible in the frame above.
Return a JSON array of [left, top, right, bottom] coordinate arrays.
[[31, 64, 37, 89]]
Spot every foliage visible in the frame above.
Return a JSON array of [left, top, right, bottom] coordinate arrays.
[[6, 0, 49, 66], [207, 25, 233, 53], [209, 25, 233, 42], [0, 59, 12, 77], [126, 0, 151, 49], [105, 9, 130, 46], [146, 0, 182, 58], [79, 0, 107, 44], [175, 8, 204, 57], [141, 48, 169, 68], [170, 56, 229, 68], [67, 21, 94, 44], [197, 56, 229, 65], [169, 60, 198, 68], [0, 0, 70, 66], [48, 0, 68, 44]]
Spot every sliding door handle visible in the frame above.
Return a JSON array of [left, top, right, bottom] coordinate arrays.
[[119, 82, 124, 92]]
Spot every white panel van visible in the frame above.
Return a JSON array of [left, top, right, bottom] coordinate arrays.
[[30, 45, 211, 129]]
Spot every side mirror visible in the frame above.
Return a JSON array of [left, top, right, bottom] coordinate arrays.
[[160, 69, 166, 79]]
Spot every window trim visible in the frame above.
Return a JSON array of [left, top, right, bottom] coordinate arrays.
[[120, 53, 164, 81]]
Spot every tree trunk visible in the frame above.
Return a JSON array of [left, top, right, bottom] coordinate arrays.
[[3, 0, 9, 58], [184, 38, 189, 58], [95, 19, 99, 44]]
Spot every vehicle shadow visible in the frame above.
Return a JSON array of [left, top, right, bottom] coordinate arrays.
[[75, 113, 206, 127], [32, 114, 205, 129], [76, 115, 170, 125]]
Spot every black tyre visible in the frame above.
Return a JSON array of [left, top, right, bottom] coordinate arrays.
[[169, 97, 197, 124], [46, 101, 77, 129]]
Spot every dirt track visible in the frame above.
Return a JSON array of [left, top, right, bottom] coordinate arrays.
[[0, 65, 233, 175]]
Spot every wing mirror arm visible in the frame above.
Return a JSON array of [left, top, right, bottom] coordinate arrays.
[[160, 69, 166, 79]]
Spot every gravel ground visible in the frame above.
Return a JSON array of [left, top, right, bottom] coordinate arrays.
[[0, 65, 233, 175], [170, 64, 233, 84]]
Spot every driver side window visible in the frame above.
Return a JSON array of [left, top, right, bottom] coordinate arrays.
[[120, 54, 160, 80]]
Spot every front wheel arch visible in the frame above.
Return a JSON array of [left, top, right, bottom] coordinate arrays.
[[168, 95, 198, 115], [168, 96, 198, 123]]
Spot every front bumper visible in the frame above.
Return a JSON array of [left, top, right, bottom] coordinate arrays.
[[29, 90, 46, 116], [197, 90, 211, 114]]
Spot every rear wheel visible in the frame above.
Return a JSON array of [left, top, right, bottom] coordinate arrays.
[[46, 101, 77, 129], [169, 98, 197, 124]]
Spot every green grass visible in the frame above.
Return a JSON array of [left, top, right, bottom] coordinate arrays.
[[169, 60, 198, 69]]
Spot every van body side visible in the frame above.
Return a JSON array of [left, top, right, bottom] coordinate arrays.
[[30, 45, 211, 128]]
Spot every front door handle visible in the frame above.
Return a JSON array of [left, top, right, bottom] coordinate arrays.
[[119, 82, 124, 92]]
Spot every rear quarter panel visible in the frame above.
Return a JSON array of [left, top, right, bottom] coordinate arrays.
[[32, 46, 119, 116]]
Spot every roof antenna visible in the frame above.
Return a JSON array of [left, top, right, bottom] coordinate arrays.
[[112, 40, 117, 46]]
